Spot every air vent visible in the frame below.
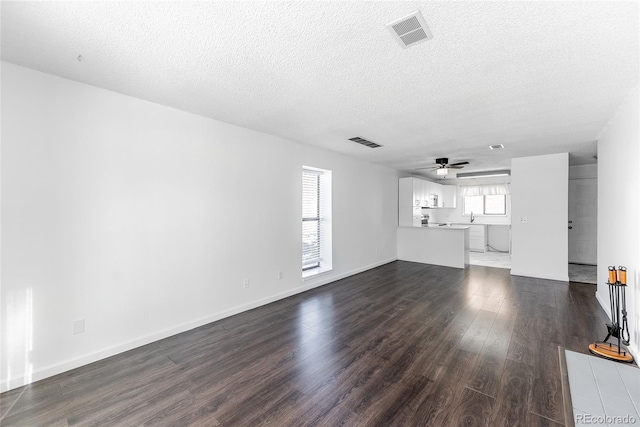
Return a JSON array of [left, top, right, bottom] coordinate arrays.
[[489, 144, 505, 150], [348, 137, 382, 148], [386, 11, 433, 49]]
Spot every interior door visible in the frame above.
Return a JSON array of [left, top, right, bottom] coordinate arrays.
[[568, 178, 597, 264]]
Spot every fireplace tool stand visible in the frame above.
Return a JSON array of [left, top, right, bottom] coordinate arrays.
[[589, 266, 633, 363]]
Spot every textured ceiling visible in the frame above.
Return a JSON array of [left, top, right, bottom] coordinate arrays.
[[2, 1, 638, 179]]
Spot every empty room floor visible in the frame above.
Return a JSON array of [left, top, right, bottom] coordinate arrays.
[[0, 261, 610, 426], [568, 263, 597, 285], [469, 250, 511, 269]]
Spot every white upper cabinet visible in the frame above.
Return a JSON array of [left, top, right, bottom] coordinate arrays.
[[420, 180, 432, 207], [435, 183, 444, 207], [400, 178, 456, 216], [442, 185, 457, 208]]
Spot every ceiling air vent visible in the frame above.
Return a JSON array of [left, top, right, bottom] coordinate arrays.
[[386, 11, 433, 49], [349, 137, 383, 148]]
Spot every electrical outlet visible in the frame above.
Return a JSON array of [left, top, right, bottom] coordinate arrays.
[[243, 278, 249, 288], [73, 319, 85, 335], [278, 271, 284, 280], [520, 217, 528, 224]]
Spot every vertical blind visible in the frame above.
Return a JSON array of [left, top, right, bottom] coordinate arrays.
[[302, 169, 321, 270]]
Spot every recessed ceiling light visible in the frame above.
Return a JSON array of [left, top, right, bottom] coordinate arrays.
[[489, 144, 504, 150]]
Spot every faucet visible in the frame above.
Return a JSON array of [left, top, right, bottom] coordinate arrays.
[[470, 211, 475, 223]]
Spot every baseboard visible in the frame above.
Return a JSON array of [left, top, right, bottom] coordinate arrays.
[[302, 257, 397, 288], [628, 343, 639, 362], [0, 257, 397, 393], [558, 346, 575, 427], [510, 269, 569, 282], [595, 290, 611, 319]]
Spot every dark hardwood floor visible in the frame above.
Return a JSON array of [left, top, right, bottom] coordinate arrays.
[[0, 261, 609, 426]]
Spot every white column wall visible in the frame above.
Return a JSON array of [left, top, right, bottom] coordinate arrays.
[[511, 153, 569, 281], [596, 86, 639, 360]]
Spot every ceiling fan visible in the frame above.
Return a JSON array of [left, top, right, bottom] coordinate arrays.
[[415, 158, 469, 176]]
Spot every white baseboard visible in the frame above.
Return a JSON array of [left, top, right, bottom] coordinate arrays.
[[510, 269, 569, 282], [0, 257, 397, 393], [595, 289, 611, 320], [628, 343, 639, 362]]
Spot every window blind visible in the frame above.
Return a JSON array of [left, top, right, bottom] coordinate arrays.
[[459, 183, 510, 197], [302, 169, 321, 270]]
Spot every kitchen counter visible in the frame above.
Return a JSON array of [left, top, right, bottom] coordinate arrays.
[[454, 221, 511, 227], [397, 226, 470, 268], [421, 224, 470, 230]]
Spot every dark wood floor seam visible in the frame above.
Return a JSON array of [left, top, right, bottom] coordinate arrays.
[[464, 385, 499, 401], [0, 386, 27, 421], [531, 410, 566, 426]]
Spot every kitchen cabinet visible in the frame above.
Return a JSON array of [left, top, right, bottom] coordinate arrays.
[[399, 179, 457, 222], [442, 185, 457, 208], [468, 224, 487, 252], [399, 177, 438, 225], [422, 180, 431, 207], [420, 180, 438, 208], [399, 178, 416, 226], [433, 183, 443, 207], [419, 180, 429, 207]]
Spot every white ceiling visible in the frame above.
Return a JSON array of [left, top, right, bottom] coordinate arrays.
[[2, 1, 638, 179]]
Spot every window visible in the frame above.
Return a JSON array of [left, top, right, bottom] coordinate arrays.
[[302, 170, 320, 271], [484, 195, 506, 215], [464, 194, 506, 215], [302, 167, 332, 276]]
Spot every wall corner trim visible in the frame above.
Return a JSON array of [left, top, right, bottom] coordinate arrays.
[[509, 270, 569, 283]]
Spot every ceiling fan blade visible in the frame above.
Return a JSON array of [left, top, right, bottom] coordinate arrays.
[[448, 161, 469, 166], [447, 166, 465, 169], [415, 167, 438, 171]]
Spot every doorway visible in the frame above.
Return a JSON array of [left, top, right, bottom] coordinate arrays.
[[568, 177, 597, 284]]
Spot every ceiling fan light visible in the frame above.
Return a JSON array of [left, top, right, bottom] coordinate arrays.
[[436, 168, 448, 176]]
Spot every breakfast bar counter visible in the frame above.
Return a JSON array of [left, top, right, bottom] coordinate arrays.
[[397, 225, 470, 268]]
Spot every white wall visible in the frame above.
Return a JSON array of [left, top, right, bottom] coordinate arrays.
[[569, 164, 597, 179], [0, 63, 399, 391], [596, 86, 639, 359], [511, 153, 569, 281]]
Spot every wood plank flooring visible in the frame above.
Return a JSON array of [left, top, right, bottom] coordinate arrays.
[[0, 261, 609, 426]]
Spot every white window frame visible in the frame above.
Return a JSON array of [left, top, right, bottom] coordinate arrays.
[[463, 194, 507, 216], [302, 166, 332, 278]]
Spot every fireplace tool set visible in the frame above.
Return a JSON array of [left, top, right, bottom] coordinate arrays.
[[589, 266, 633, 363]]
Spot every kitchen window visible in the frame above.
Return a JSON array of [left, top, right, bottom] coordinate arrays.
[[302, 166, 332, 277], [464, 194, 507, 215]]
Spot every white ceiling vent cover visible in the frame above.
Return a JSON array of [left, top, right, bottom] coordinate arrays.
[[386, 11, 433, 49]]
